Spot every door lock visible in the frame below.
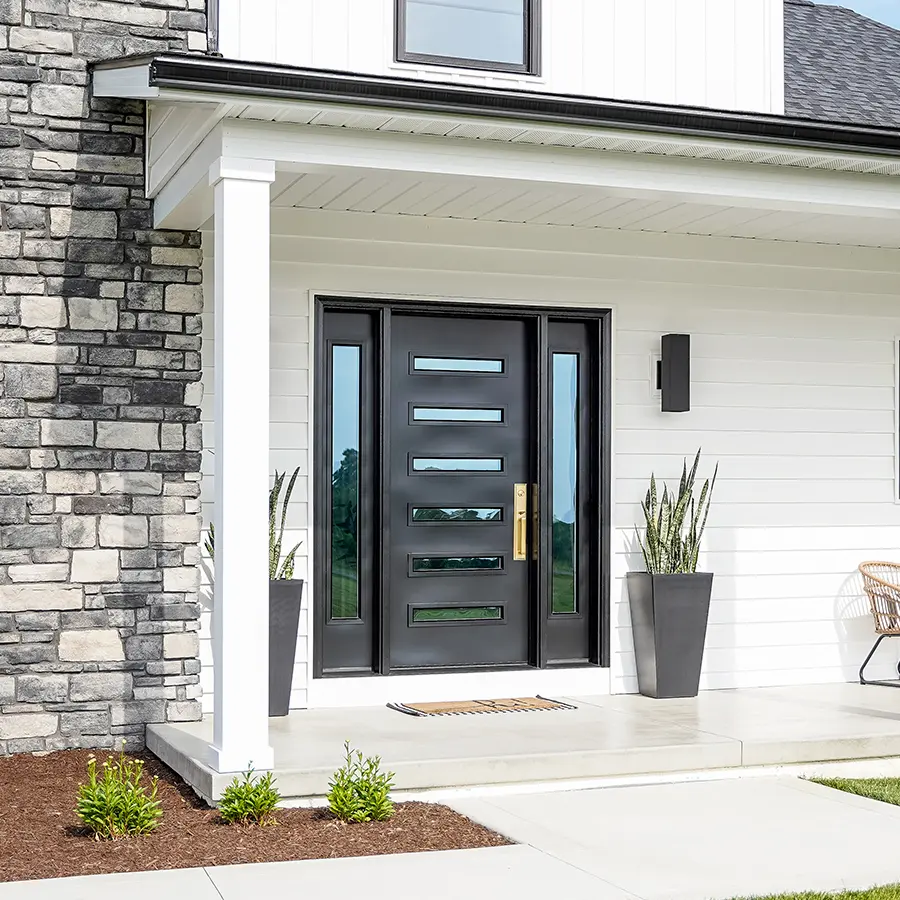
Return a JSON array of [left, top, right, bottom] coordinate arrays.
[[513, 483, 528, 561]]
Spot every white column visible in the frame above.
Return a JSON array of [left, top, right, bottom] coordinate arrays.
[[210, 157, 276, 774]]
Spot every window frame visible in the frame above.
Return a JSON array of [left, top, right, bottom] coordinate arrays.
[[394, 0, 541, 76]]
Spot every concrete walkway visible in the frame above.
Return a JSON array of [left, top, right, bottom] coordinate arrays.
[[7, 776, 900, 899], [450, 777, 900, 900]]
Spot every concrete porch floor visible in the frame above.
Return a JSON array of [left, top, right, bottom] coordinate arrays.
[[148, 684, 900, 805]]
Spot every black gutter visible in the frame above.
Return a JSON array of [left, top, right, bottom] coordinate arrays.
[[95, 52, 900, 157]]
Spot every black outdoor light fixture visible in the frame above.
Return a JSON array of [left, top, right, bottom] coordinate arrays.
[[658, 334, 691, 413]]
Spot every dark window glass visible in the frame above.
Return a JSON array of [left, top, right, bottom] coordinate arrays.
[[413, 457, 503, 472], [402, 0, 528, 67], [412, 556, 503, 572], [412, 606, 503, 622], [331, 345, 361, 619], [412, 507, 502, 522], [551, 353, 578, 614]]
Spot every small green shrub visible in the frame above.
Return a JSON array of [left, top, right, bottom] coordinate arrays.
[[75, 751, 163, 840], [327, 741, 395, 823], [219, 769, 281, 826]]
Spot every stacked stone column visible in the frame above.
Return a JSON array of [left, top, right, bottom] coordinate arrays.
[[0, 0, 207, 752]]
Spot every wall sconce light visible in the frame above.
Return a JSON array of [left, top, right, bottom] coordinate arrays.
[[657, 333, 691, 413]]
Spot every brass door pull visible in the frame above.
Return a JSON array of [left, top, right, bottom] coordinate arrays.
[[514, 483, 528, 561]]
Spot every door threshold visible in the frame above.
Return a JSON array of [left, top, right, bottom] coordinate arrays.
[[388, 664, 534, 676], [306, 664, 611, 709]]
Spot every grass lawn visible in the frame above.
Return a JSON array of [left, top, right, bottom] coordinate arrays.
[[735, 889, 900, 900], [810, 777, 900, 807]]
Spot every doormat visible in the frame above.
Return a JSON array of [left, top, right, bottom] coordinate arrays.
[[387, 696, 577, 717]]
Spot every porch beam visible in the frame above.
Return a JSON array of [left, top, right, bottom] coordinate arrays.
[[222, 119, 900, 220], [209, 156, 276, 775]]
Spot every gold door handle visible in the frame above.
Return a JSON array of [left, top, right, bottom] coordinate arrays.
[[513, 484, 528, 561]]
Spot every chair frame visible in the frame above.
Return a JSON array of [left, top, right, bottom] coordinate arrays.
[[858, 561, 900, 688]]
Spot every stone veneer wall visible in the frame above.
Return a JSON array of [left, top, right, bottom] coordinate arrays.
[[0, 0, 207, 752]]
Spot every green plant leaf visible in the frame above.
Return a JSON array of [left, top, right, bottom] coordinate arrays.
[[327, 741, 395, 823], [635, 450, 717, 575]]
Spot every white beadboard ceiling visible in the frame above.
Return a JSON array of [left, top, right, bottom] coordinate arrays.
[[269, 169, 900, 248]]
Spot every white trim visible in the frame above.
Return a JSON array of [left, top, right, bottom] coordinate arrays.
[[308, 666, 611, 708], [209, 156, 277, 185], [894, 334, 900, 505], [221, 119, 900, 218], [305, 287, 618, 707], [92, 62, 158, 99], [209, 157, 277, 773], [767, 0, 786, 117], [152, 115, 900, 232]]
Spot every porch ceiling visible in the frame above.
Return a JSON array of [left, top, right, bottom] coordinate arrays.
[[268, 167, 900, 247]]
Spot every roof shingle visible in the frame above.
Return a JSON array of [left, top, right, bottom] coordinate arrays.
[[785, 0, 900, 127]]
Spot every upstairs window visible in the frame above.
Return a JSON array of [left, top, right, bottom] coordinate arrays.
[[396, 0, 540, 75]]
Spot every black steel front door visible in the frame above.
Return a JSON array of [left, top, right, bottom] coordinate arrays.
[[316, 299, 609, 677], [388, 313, 532, 669]]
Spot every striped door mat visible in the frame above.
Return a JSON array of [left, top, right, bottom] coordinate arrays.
[[388, 697, 576, 717]]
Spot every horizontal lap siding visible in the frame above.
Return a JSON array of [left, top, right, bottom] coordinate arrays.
[[614, 251, 899, 689], [199, 258, 311, 711], [200, 209, 900, 706]]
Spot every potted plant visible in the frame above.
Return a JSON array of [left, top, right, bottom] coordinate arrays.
[[206, 468, 304, 717], [627, 450, 717, 699]]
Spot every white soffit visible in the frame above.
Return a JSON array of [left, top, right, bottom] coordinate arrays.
[[147, 88, 900, 179]]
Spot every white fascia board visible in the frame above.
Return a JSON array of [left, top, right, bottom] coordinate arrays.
[[152, 89, 900, 177], [92, 62, 158, 99], [220, 117, 900, 220]]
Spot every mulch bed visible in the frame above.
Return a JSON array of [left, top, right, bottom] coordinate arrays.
[[0, 749, 510, 883]]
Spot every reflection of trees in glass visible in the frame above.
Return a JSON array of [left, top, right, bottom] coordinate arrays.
[[413, 508, 501, 522], [331, 448, 359, 619], [413, 557, 501, 571], [413, 607, 502, 622], [552, 517, 576, 614]]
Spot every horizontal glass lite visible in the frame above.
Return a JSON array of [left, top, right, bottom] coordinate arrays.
[[412, 556, 503, 572], [413, 407, 504, 422], [412, 606, 504, 623], [413, 458, 503, 472], [412, 507, 502, 522], [413, 357, 504, 374]]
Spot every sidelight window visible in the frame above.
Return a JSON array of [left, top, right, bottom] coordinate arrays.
[[331, 345, 361, 620], [396, 0, 540, 75], [551, 352, 578, 615]]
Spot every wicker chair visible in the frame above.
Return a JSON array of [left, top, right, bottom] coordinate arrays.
[[858, 562, 900, 686]]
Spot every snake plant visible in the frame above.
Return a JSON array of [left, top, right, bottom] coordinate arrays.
[[638, 450, 717, 575], [205, 467, 303, 580]]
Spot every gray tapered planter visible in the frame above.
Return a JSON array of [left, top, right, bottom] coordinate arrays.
[[626, 572, 713, 699], [269, 579, 304, 717]]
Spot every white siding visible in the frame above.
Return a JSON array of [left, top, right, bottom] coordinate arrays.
[[199, 209, 900, 710], [217, 0, 784, 114]]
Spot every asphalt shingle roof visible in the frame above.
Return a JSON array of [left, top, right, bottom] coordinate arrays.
[[785, 0, 900, 127]]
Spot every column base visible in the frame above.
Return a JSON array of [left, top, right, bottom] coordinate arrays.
[[209, 741, 275, 775]]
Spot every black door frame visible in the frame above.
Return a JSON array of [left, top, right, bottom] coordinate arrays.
[[313, 295, 612, 678]]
